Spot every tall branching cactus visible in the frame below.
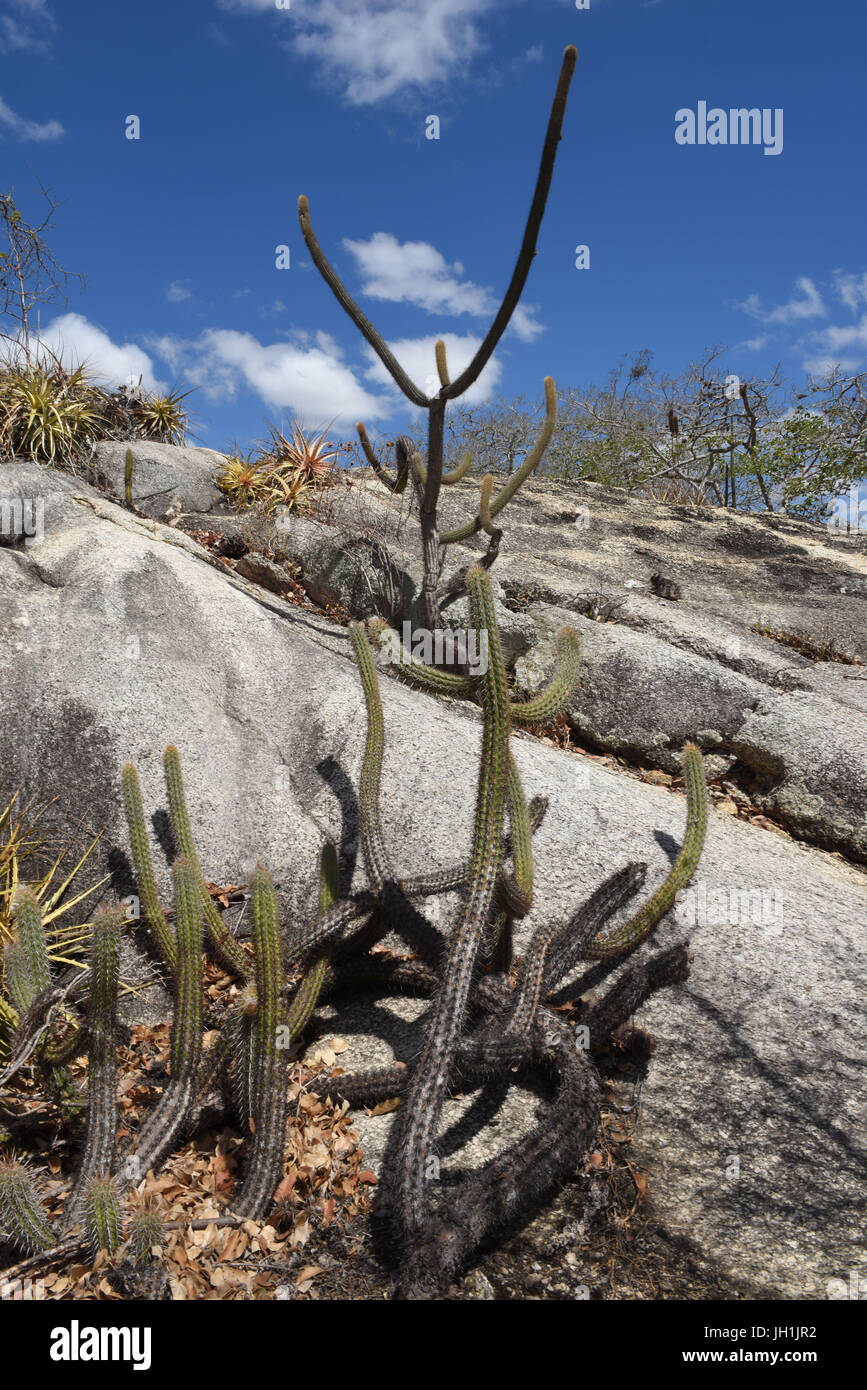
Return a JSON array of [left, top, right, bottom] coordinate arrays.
[[299, 46, 578, 631], [0, 47, 710, 1294]]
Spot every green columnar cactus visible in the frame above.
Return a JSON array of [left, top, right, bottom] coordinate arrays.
[[129, 1206, 163, 1265], [584, 743, 707, 960], [3, 941, 33, 1018], [283, 843, 337, 1041], [121, 763, 178, 974], [393, 566, 512, 1240], [348, 625, 393, 890], [6, 892, 83, 1116], [124, 447, 135, 509], [440, 376, 559, 546], [65, 909, 124, 1228], [234, 865, 287, 1219], [508, 626, 582, 728], [119, 858, 203, 1186], [0, 1157, 55, 1254], [300, 47, 578, 630], [162, 746, 250, 980], [229, 982, 259, 1129], [12, 889, 51, 998], [86, 1175, 122, 1255]]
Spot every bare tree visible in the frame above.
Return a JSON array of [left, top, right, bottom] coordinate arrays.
[[0, 175, 85, 359]]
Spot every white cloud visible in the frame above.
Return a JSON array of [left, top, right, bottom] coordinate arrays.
[[220, 0, 497, 106], [166, 281, 192, 303], [833, 271, 867, 312], [0, 0, 56, 55], [152, 326, 392, 425], [342, 231, 544, 341], [362, 331, 502, 405], [0, 94, 63, 141], [736, 276, 826, 325], [35, 314, 164, 391], [739, 333, 773, 352]]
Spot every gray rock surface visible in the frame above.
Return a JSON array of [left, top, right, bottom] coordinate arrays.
[[90, 440, 227, 521], [0, 463, 865, 1299]]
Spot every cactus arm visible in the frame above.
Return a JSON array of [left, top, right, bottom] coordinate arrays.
[[504, 864, 647, 1039], [435, 339, 450, 389], [398, 435, 427, 489], [124, 447, 134, 509], [12, 889, 51, 998], [162, 745, 249, 979], [504, 755, 534, 912], [64, 909, 124, 1228], [298, 195, 430, 408], [129, 1206, 163, 1265], [121, 763, 177, 974], [584, 744, 708, 961], [367, 619, 477, 699], [348, 623, 394, 890], [439, 42, 577, 402], [440, 377, 557, 543], [283, 843, 338, 1042], [356, 421, 409, 494], [119, 859, 203, 1186], [441, 449, 473, 485], [393, 566, 512, 1239], [3, 940, 35, 1015], [508, 625, 581, 727], [0, 1159, 55, 1254], [479, 474, 497, 536], [86, 1176, 122, 1255], [234, 865, 287, 1219]]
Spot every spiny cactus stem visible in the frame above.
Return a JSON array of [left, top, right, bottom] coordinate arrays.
[[369, 620, 478, 699], [298, 194, 429, 408], [121, 763, 177, 974], [584, 744, 708, 961], [440, 376, 558, 543], [355, 421, 408, 494], [441, 449, 473, 486], [65, 909, 123, 1228], [0, 1159, 55, 1255], [393, 567, 512, 1239], [284, 843, 338, 1043], [118, 859, 203, 1188], [12, 888, 50, 1000], [349, 624, 393, 889], [234, 865, 287, 1219], [508, 625, 581, 727], [435, 338, 450, 388], [3, 941, 35, 1017], [162, 745, 249, 979], [124, 447, 135, 508], [86, 1175, 122, 1255]]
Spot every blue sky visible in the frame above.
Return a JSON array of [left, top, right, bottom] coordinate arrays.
[[1, 0, 866, 459]]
